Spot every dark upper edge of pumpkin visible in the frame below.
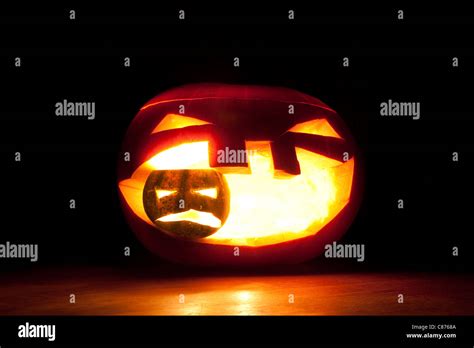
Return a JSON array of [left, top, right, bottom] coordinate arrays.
[[140, 83, 335, 113]]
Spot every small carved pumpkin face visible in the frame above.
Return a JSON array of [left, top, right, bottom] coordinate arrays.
[[143, 169, 230, 239]]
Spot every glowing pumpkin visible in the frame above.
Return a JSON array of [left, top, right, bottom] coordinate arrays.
[[118, 84, 363, 266]]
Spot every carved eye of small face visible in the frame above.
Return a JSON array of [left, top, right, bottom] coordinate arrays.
[[193, 187, 218, 198], [156, 189, 176, 199]]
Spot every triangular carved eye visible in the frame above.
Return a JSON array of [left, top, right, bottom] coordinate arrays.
[[152, 114, 211, 134], [288, 119, 341, 139]]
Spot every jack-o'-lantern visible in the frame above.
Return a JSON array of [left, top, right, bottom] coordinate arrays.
[[118, 84, 363, 266]]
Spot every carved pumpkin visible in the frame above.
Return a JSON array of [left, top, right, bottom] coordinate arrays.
[[118, 83, 363, 266]]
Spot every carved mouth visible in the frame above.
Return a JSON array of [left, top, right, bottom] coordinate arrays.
[[156, 209, 222, 228]]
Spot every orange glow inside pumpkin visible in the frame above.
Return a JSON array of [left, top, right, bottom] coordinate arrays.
[[119, 116, 354, 247]]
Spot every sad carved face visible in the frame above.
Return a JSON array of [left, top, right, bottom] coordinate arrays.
[[143, 169, 230, 239]]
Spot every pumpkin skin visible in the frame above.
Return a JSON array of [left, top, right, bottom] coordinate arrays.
[[118, 83, 363, 266], [143, 169, 230, 239]]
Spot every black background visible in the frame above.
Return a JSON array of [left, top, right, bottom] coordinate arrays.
[[1, 3, 473, 272]]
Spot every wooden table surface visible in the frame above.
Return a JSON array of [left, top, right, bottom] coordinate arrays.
[[1, 266, 473, 316]]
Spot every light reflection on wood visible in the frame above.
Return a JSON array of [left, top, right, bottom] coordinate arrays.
[[0, 267, 472, 315]]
